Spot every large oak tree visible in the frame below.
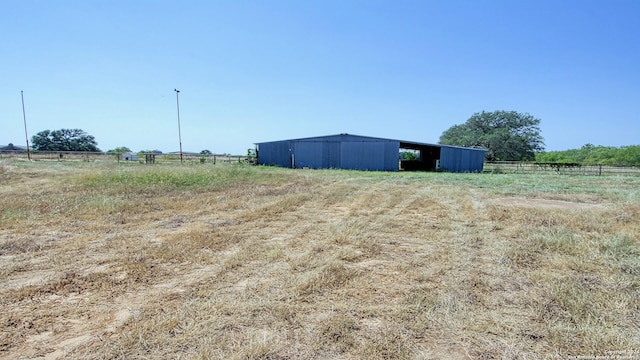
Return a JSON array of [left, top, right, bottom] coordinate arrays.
[[32, 129, 100, 152], [439, 110, 544, 161]]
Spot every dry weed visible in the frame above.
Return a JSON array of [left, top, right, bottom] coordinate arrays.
[[0, 160, 639, 359]]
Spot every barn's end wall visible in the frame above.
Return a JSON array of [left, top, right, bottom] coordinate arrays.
[[256, 140, 291, 168], [440, 146, 486, 172]]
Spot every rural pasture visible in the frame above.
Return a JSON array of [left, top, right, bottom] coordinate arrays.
[[0, 160, 639, 359]]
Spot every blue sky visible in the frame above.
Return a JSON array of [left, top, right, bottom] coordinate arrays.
[[2, 0, 638, 154]]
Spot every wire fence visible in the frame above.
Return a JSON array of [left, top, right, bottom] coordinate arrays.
[[484, 161, 640, 176], [0, 151, 254, 164], [3, 151, 639, 176]]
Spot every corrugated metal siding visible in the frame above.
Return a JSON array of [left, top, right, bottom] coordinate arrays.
[[323, 141, 341, 168], [257, 141, 291, 167], [440, 147, 485, 172], [292, 139, 398, 170], [341, 141, 383, 170], [292, 141, 324, 168], [340, 140, 399, 171], [385, 141, 400, 171], [257, 135, 400, 171]]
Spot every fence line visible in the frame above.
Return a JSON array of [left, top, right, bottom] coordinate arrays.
[[0, 151, 254, 164], [484, 161, 640, 176], [3, 152, 639, 176]]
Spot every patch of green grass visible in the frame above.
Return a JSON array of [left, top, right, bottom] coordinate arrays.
[[599, 234, 638, 259], [79, 163, 291, 193], [418, 172, 640, 201]]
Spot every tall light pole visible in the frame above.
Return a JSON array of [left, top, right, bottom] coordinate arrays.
[[21, 90, 31, 161], [174, 89, 183, 163]]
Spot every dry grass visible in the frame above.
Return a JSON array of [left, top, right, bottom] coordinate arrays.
[[1, 159, 639, 359]]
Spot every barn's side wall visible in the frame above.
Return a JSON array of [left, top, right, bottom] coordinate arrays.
[[322, 141, 341, 168], [384, 141, 401, 171], [291, 138, 399, 171], [440, 147, 485, 172], [292, 141, 324, 168], [340, 140, 399, 171], [257, 134, 485, 172]]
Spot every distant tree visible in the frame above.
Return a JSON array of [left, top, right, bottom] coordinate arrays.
[[399, 151, 419, 160], [106, 147, 133, 161], [106, 146, 132, 154], [618, 145, 640, 165], [32, 129, 100, 152], [439, 111, 544, 161], [536, 144, 640, 166], [200, 149, 213, 155], [534, 151, 575, 163]]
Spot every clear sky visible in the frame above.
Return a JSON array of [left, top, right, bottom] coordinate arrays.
[[2, 0, 639, 154]]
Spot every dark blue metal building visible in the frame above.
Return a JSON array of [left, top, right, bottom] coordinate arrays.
[[255, 134, 486, 172]]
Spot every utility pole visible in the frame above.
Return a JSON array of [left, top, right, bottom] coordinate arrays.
[[21, 90, 31, 161], [174, 89, 183, 163]]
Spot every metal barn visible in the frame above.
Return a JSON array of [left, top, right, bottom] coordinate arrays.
[[255, 134, 487, 172]]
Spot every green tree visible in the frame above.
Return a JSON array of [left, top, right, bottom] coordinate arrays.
[[32, 129, 100, 152], [399, 151, 419, 160], [106, 146, 132, 155], [439, 111, 544, 161], [200, 149, 213, 155], [107, 147, 133, 161]]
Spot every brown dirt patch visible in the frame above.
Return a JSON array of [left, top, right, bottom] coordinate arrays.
[[487, 197, 608, 210]]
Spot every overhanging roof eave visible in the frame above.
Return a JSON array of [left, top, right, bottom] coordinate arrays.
[[399, 140, 488, 152]]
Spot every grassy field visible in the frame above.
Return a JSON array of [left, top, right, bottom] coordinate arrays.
[[1, 159, 639, 359]]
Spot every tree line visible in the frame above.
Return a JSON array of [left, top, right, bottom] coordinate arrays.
[[535, 144, 640, 166], [24, 118, 639, 167]]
